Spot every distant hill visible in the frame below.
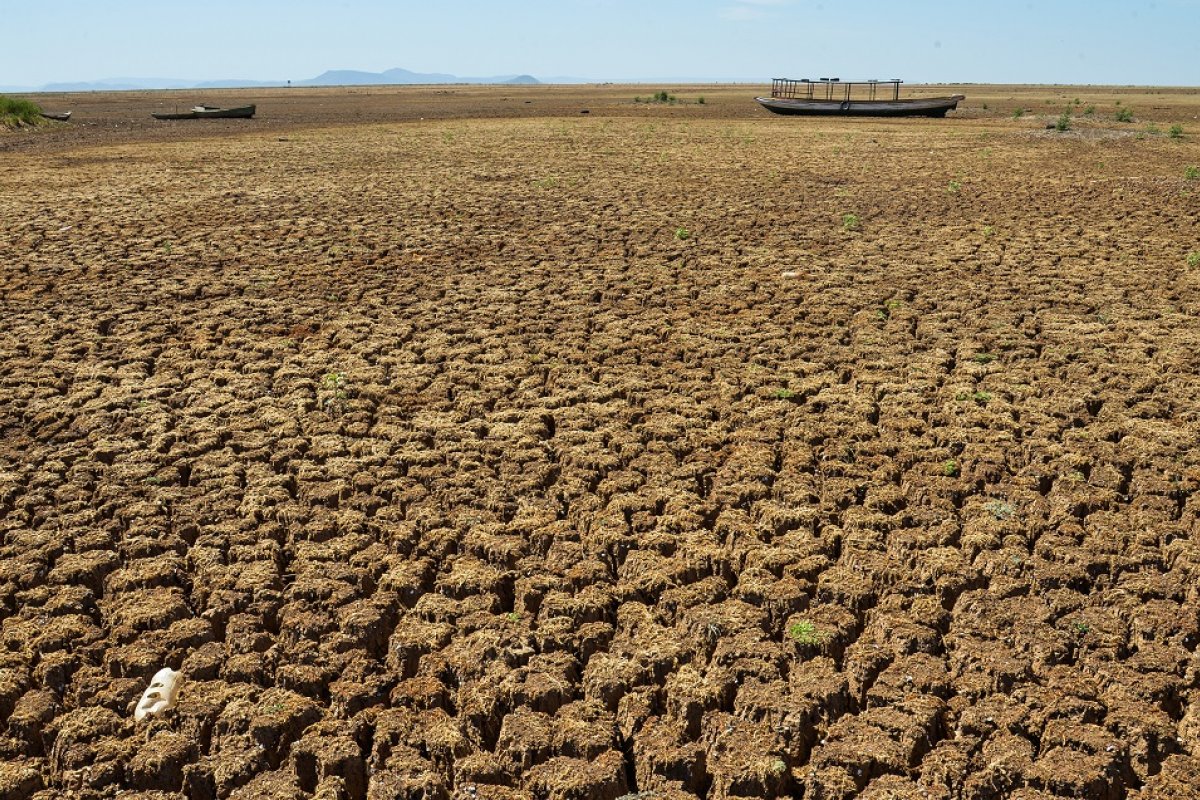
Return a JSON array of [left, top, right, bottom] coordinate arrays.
[[14, 68, 541, 93], [299, 67, 539, 86]]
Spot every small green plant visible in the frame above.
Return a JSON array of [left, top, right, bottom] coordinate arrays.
[[841, 213, 860, 231], [697, 96, 706, 105], [674, 227, 691, 240], [1083, 105, 1096, 116], [1073, 622, 1090, 636], [321, 372, 349, 410], [1055, 110, 1072, 132], [948, 179, 962, 193], [1187, 252, 1200, 268], [875, 300, 901, 321], [1011, 108, 1025, 120], [506, 611, 520, 622], [985, 499, 1015, 520], [1145, 122, 1161, 135], [1169, 124, 1184, 139], [982, 225, 995, 238], [943, 459, 960, 477], [972, 352, 997, 364], [1116, 107, 1134, 123], [788, 620, 824, 645], [774, 388, 797, 400], [1186, 165, 1200, 180], [971, 390, 992, 404]]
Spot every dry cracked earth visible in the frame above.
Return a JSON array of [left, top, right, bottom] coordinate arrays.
[[1, 84, 1200, 799]]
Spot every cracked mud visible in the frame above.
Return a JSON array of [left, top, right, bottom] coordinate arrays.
[[2, 84, 1199, 799]]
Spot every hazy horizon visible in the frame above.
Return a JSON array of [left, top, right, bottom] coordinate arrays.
[[3, 0, 1199, 91]]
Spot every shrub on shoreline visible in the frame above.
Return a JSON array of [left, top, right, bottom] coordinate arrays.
[[1, 96, 44, 127]]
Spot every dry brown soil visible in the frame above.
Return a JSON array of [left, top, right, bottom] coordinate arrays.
[[2, 83, 1199, 800]]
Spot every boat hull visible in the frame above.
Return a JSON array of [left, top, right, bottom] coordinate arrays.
[[152, 104, 256, 120], [755, 95, 964, 118], [193, 105, 256, 119]]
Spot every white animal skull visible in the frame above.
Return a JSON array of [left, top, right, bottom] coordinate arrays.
[[134, 667, 182, 721]]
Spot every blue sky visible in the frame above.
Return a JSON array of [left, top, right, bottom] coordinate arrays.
[[3, 0, 1198, 87]]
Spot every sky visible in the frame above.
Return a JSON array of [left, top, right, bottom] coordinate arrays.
[[2, 0, 1198, 89]]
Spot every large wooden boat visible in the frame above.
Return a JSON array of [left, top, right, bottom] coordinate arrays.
[[756, 78, 963, 118], [152, 104, 256, 120]]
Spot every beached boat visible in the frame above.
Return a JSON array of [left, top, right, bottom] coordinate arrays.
[[756, 78, 963, 118], [151, 104, 256, 120], [39, 111, 72, 121], [192, 104, 256, 118]]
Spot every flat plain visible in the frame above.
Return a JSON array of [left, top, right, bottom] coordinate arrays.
[[2, 83, 1199, 799]]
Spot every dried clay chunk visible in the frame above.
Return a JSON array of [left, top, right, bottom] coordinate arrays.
[[134, 667, 182, 721]]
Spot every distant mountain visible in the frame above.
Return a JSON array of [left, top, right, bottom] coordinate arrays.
[[38, 78, 287, 92], [11, 67, 540, 93], [41, 77, 201, 92], [299, 68, 539, 86]]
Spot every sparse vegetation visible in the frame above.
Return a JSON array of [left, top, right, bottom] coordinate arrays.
[[1116, 107, 1134, 123], [1169, 124, 1184, 139], [0, 96, 43, 126], [985, 499, 1015, 520], [774, 388, 797, 401], [1055, 110, 1072, 132], [948, 179, 962, 193], [982, 225, 995, 238], [943, 459, 960, 477], [636, 90, 679, 105], [1188, 252, 1200, 268], [320, 371, 350, 412], [1083, 105, 1096, 116], [841, 213, 860, 231], [788, 620, 824, 645], [972, 353, 997, 364], [674, 227, 691, 240], [1186, 165, 1200, 180], [1011, 108, 1025, 120]]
